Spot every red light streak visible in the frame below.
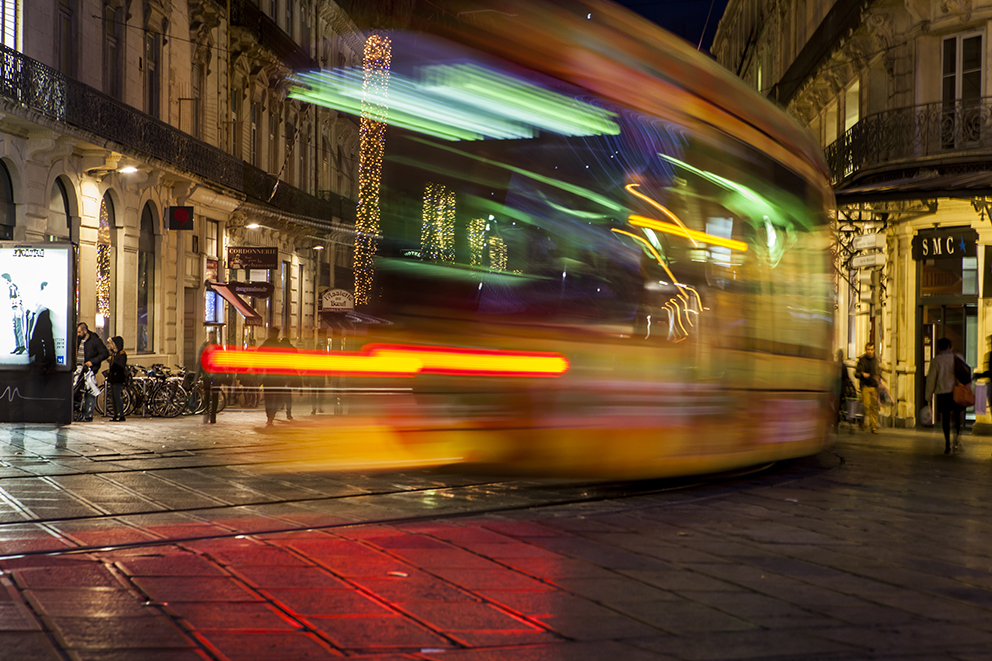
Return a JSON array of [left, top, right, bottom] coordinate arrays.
[[201, 344, 570, 378]]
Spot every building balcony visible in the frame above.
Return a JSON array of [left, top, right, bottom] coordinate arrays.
[[229, 0, 316, 71], [0, 44, 352, 226], [825, 98, 992, 193]]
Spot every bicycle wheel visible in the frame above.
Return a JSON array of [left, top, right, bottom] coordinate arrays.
[[216, 388, 227, 413], [95, 388, 107, 417], [147, 383, 170, 417], [184, 382, 204, 416], [164, 384, 188, 418]]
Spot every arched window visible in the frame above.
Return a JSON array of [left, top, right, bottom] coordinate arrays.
[[48, 178, 71, 241], [96, 193, 116, 339], [0, 160, 13, 240], [137, 203, 156, 353]]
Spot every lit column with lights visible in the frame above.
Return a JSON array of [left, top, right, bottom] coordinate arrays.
[[421, 183, 456, 263], [354, 34, 391, 305], [488, 236, 507, 271], [468, 218, 486, 266]]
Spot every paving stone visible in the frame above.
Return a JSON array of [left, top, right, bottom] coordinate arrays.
[[231, 565, 352, 589], [70, 650, 212, 661], [634, 628, 859, 660], [47, 616, 193, 650], [429, 568, 550, 591], [264, 588, 396, 616], [0, 631, 63, 661], [10, 563, 120, 589], [24, 589, 152, 618], [550, 577, 681, 603], [196, 631, 342, 659], [0, 602, 40, 630], [610, 599, 756, 633], [417, 641, 675, 661], [165, 601, 301, 631], [309, 615, 450, 650], [536, 613, 663, 640], [397, 600, 540, 631], [129, 577, 261, 603], [477, 590, 616, 618], [114, 553, 226, 577]]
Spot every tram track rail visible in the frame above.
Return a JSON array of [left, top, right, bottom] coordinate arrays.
[[0, 459, 818, 561]]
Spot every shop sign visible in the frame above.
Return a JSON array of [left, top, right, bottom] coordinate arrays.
[[321, 288, 355, 311], [851, 253, 886, 269], [852, 233, 885, 251], [230, 281, 274, 299], [912, 229, 977, 260], [168, 206, 194, 231], [228, 246, 278, 269]]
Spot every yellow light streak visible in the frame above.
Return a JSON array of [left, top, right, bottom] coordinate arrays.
[[625, 183, 698, 247], [611, 228, 679, 284], [628, 214, 748, 252]]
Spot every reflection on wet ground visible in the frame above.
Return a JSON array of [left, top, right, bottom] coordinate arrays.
[[1, 417, 991, 659]]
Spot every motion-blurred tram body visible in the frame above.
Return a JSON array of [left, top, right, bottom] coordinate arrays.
[[263, 0, 836, 478]]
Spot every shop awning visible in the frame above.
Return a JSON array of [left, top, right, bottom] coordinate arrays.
[[208, 282, 264, 326]]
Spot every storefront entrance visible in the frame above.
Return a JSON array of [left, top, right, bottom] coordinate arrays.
[[913, 227, 979, 425]]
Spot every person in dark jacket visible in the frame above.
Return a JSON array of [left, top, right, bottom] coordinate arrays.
[[107, 336, 128, 421], [196, 330, 221, 424], [856, 342, 880, 433], [261, 327, 294, 426], [76, 323, 109, 421], [279, 333, 298, 421]]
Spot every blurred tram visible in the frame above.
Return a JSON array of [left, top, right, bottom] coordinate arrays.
[[217, 0, 836, 478]]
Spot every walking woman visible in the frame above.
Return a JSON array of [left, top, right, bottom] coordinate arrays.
[[108, 336, 128, 422], [925, 337, 962, 454]]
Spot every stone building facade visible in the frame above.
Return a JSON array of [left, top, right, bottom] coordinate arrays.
[[713, 0, 992, 427], [1, 0, 361, 369]]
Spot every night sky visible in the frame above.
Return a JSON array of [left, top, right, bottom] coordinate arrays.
[[611, 0, 730, 55]]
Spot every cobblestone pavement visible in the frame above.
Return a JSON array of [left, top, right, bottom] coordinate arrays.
[[0, 412, 991, 660]]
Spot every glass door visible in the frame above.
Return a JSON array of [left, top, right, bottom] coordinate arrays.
[[919, 303, 978, 423]]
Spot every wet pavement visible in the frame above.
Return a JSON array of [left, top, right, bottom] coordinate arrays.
[[0, 412, 991, 660]]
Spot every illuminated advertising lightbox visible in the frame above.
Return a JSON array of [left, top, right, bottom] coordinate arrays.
[[0, 243, 72, 370]]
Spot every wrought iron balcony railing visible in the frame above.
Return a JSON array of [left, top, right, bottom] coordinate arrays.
[[824, 98, 992, 186], [0, 44, 353, 225]]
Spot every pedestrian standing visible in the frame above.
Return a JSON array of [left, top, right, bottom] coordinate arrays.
[[261, 326, 291, 425], [856, 342, 880, 433], [310, 328, 327, 415], [76, 323, 109, 422], [196, 330, 220, 424], [107, 336, 127, 422], [925, 337, 963, 454], [279, 332, 297, 421]]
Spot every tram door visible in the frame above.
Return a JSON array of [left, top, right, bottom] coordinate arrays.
[[918, 304, 977, 422]]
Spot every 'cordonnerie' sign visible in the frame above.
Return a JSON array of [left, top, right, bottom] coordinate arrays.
[[228, 246, 278, 269], [912, 228, 977, 260]]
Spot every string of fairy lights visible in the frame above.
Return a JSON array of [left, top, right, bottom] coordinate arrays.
[[468, 218, 486, 266], [488, 236, 507, 271], [421, 183, 456, 263], [96, 202, 112, 329], [354, 34, 391, 306]]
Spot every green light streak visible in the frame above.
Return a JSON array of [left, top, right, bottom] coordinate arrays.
[[289, 64, 618, 142]]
